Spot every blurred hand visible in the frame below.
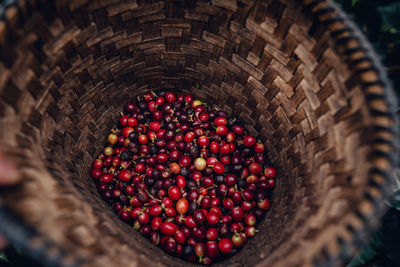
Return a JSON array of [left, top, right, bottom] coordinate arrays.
[[0, 150, 21, 249], [0, 151, 19, 186]]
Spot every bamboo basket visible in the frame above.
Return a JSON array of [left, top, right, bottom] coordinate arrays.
[[0, 0, 398, 266]]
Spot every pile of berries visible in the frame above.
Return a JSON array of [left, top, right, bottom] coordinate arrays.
[[90, 91, 277, 264]]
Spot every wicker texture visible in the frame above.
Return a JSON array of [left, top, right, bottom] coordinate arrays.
[[0, 0, 398, 266]]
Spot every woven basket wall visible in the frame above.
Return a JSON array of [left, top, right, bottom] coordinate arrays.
[[0, 0, 398, 266]]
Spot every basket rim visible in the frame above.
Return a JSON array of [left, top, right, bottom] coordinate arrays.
[[304, 0, 399, 265], [0, 0, 398, 266]]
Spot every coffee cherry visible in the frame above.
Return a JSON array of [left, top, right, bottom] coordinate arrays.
[[206, 211, 220, 225], [220, 143, 231, 155], [104, 146, 113, 156], [268, 179, 275, 188], [112, 188, 121, 199], [194, 157, 206, 171], [119, 209, 131, 221], [231, 206, 244, 222], [212, 162, 225, 174], [128, 117, 138, 127], [125, 102, 136, 113], [157, 153, 168, 163], [185, 216, 196, 228], [214, 117, 227, 126], [92, 159, 103, 169], [138, 134, 148, 145], [122, 127, 134, 138], [226, 132, 235, 143], [194, 242, 206, 260], [150, 231, 160, 245], [188, 189, 200, 202], [135, 163, 146, 173], [91, 169, 102, 179], [144, 92, 154, 101], [218, 238, 233, 254], [120, 115, 129, 126], [92, 92, 278, 264], [243, 136, 256, 147], [164, 237, 177, 254], [176, 198, 189, 215], [147, 101, 156, 112], [151, 217, 162, 231], [209, 198, 220, 208], [264, 167, 277, 179], [130, 196, 141, 207], [224, 174, 237, 187], [165, 92, 176, 103], [138, 212, 150, 225], [131, 207, 142, 219], [223, 198, 234, 210], [206, 241, 219, 258], [245, 174, 257, 184], [160, 222, 178, 236], [216, 126, 228, 136], [245, 226, 257, 237], [175, 230, 186, 245], [153, 110, 163, 120], [231, 191, 242, 204], [249, 162, 262, 175], [209, 142, 219, 153], [193, 210, 206, 225], [100, 174, 113, 183], [232, 125, 244, 135], [169, 162, 180, 174], [254, 142, 265, 153], [156, 96, 165, 106], [137, 191, 149, 203], [176, 175, 186, 188], [199, 112, 210, 122], [245, 214, 256, 226], [197, 136, 209, 147], [165, 207, 176, 218], [184, 132, 195, 143], [179, 155, 191, 167], [149, 205, 162, 217], [168, 186, 181, 201], [204, 227, 217, 242], [108, 134, 118, 145], [183, 94, 193, 103], [232, 233, 245, 248], [183, 244, 194, 260], [118, 170, 131, 182], [258, 198, 270, 210], [192, 227, 206, 241]]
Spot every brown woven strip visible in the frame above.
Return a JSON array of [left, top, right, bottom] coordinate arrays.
[[0, 0, 397, 266]]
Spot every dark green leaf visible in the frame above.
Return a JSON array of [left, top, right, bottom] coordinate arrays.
[[0, 251, 8, 263], [346, 225, 384, 267], [378, 3, 400, 30], [389, 189, 400, 212]]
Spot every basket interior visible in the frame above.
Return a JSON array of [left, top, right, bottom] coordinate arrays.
[[0, 0, 395, 266]]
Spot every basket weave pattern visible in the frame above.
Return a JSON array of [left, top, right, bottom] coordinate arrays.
[[0, 0, 397, 266]]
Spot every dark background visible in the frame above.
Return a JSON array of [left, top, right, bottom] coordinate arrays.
[[336, 0, 400, 111]]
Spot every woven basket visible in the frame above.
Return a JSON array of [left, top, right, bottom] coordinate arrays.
[[0, 0, 398, 266]]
